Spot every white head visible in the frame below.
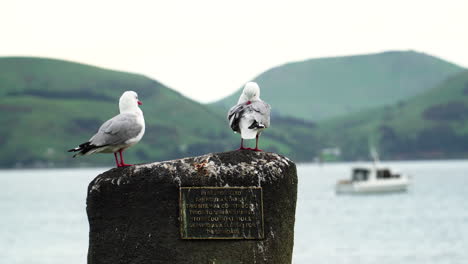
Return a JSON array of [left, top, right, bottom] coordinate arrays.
[[238, 82, 261, 104], [119, 91, 142, 113]]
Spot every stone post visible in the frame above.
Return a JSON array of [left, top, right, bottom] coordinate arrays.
[[87, 150, 297, 264]]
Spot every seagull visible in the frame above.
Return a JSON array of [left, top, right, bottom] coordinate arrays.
[[227, 82, 271, 151], [68, 91, 145, 167]]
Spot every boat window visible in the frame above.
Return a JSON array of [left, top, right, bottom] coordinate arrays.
[[377, 169, 392, 179], [352, 168, 369, 181]]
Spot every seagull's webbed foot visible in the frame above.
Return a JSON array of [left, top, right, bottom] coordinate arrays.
[[237, 139, 250, 151], [117, 150, 133, 167], [252, 135, 263, 151]]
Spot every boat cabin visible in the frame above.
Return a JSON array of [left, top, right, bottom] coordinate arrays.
[[376, 168, 401, 179], [352, 167, 402, 182], [352, 168, 370, 181]]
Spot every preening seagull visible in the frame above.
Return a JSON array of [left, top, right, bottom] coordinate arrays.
[[68, 91, 145, 167], [227, 82, 271, 151]]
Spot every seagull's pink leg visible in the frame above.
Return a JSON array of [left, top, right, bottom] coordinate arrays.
[[237, 139, 248, 150], [253, 134, 263, 152], [119, 150, 133, 167], [114, 152, 121, 167]]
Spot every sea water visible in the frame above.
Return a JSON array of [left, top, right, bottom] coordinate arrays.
[[294, 160, 468, 264], [0, 161, 467, 263]]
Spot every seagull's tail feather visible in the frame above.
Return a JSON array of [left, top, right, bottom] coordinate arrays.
[[248, 120, 266, 129], [68, 142, 99, 157]]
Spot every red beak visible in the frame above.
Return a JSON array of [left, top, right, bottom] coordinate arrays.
[[138, 101, 143, 105]]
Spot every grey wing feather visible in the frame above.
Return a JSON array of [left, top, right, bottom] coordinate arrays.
[[250, 101, 271, 128], [227, 104, 243, 121], [227, 103, 248, 133], [89, 113, 142, 146], [227, 101, 271, 132]]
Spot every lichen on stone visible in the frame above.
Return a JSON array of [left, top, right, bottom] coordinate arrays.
[[86, 150, 297, 264]]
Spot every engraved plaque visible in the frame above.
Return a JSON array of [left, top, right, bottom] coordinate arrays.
[[179, 187, 264, 239]]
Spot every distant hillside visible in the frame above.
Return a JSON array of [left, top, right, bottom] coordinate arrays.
[[212, 51, 463, 121], [318, 70, 468, 160], [0, 57, 317, 168]]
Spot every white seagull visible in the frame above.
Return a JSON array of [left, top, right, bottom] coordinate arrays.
[[68, 91, 146, 167], [227, 82, 271, 151]]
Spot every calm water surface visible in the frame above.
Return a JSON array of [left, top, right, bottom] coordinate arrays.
[[1, 161, 467, 263], [295, 160, 468, 264]]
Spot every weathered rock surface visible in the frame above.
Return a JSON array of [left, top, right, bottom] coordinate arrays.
[[87, 150, 297, 264]]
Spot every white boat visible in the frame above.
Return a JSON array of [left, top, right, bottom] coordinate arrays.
[[335, 149, 410, 194], [335, 167, 410, 194]]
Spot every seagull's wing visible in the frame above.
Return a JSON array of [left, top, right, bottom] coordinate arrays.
[[227, 101, 271, 135], [89, 113, 143, 147], [227, 103, 248, 133], [249, 101, 271, 128]]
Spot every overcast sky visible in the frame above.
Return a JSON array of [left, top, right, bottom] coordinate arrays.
[[2, 0, 467, 103]]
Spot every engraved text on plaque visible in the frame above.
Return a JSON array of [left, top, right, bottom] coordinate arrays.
[[179, 187, 264, 239]]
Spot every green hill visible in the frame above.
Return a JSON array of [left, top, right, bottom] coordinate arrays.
[[0, 57, 317, 168], [317, 70, 468, 160], [3, 54, 464, 167], [212, 51, 463, 121]]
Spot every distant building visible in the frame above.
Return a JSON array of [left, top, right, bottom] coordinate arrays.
[[319, 147, 342, 161]]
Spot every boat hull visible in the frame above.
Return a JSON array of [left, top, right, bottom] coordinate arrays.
[[335, 178, 409, 194]]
